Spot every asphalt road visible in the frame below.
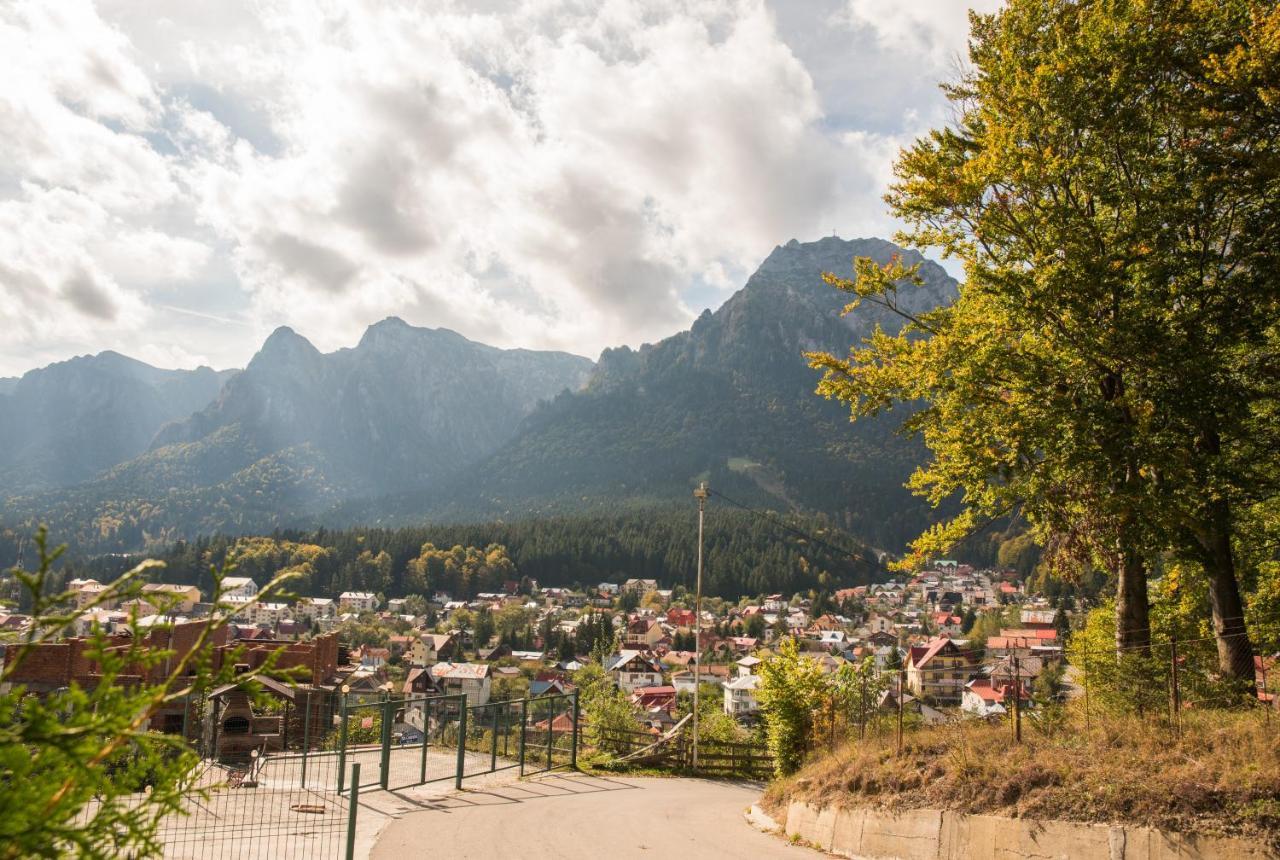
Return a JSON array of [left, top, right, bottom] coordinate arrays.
[[370, 773, 816, 859]]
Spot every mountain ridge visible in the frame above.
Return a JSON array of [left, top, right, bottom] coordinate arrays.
[[2, 236, 954, 554]]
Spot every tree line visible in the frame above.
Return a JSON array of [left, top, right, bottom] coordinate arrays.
[[53, 506, 883, 601]]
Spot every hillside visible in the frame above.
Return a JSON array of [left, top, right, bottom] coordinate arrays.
[[765, 711, 1280, 849], [349, 236, 956, 550], [0, 352, 234, 495], [2, 321, 592, 550]]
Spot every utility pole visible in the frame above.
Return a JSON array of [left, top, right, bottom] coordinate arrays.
[[692, 482, 709, 771]]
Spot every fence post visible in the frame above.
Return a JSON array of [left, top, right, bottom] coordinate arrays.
[[1083, 650, 1091, 730], [301, 690, 312, 789], [490, 703, 500, 772], [859, 673, 867, 740], [1012, 655, 1021, 744], [570, 688, 580, 770], [337, 695, 349, 794], [1170, 635, 1181, 736], [419, 697, 429, 785], [545, 697, 554, 771], [896, 669, 905, 756], [519, 698, 528, 776], [380, 692, 394, 790], [345, 763, 360, 860], [1265, 664, 1272, 728], [455, 695, 467, 790]]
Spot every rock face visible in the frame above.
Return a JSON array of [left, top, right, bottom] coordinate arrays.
[[0, 351, 234, 494], [143, 317, 595, 498], [398, 236, 957, 551]]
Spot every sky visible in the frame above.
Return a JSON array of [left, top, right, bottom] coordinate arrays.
[[0, 0, 1000, 377]]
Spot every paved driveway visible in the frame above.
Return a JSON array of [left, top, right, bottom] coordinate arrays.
[[370, 773, 816, 859]]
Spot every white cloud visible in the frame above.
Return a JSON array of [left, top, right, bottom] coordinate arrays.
[[0, 0, 994, 376]]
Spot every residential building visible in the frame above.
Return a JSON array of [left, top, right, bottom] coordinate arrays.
[[220, 577, 258, 599], [429, 662, 492, 706], [407, 633, 457, 667], [294, 597, 335, 624], [723, 674, 761, 716], [623, 617, 664, 648], [907, 637, 978, 705], [338, 592, 379, 613], [606, 651, 665, 693], [140, 584, 202, 613]]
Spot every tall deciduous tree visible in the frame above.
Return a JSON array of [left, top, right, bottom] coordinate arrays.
[[810, 0, 1279, 679]]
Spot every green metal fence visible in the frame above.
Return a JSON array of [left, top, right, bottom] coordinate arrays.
[[87, 689, 580, 858]]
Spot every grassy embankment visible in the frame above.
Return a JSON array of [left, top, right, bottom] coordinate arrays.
[[764, 708, 1280, 847]]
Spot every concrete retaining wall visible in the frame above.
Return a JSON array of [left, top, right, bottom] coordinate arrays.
[[783, 800, 1276, 860]]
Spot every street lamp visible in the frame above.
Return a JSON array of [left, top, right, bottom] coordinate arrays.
[[692, 482, 708, 771]]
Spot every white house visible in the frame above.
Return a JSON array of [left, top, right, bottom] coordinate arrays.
[[220, 577, 258, 599], [723, 674, 761, 716], [339, 592, 379, 613], [294, 597, 335, 623], [429, 662, 492, 706], [606, 651, 665, 693]]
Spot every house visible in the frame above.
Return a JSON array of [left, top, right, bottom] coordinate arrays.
[[360, 647, 390, 669], [736, 655, 761, 677], [220, 577, 258, 599], [866, 613, 895, 635], [623, 617, 664, 648], [71, 580, 114, 610], [606, 651, 665, 693], [1020, 609, 1057, 630], [630, 685, 677, 714], [530, 672, 572, 697], [402, 667, 441, 696], [817, 630, 847, 648], [867, 630, 898, 649], [294, 597, 335, 624], [930, 612, 963, 637], [907, 637, 978, 705], [723, 674, 761, 716], [877, 688, 948, 724], [429, 662, 492, 706], [961, 678, 1007, 717], [961, 678, 1030, 718], [623, 578, 659, 594], [339, 592, 379, 613], [666, 608, 696, 629], [670, 665, 731, 693], [408, 633, 457, 667], [140, 583, 202, 613]]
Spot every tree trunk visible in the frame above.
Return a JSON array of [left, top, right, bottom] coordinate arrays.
[[1115, 535, 1151, 652], [1202, 497, 1254, 684]]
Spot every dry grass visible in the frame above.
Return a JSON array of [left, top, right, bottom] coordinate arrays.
[[763, 709, 1280, 847]]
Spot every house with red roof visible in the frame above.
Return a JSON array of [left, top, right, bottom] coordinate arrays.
[[907, 637, 978, 705]]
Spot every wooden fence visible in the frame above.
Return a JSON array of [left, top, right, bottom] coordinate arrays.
[[584, 723, 774, 779]]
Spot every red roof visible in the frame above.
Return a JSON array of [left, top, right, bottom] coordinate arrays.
[[909, 636, 962, 669]]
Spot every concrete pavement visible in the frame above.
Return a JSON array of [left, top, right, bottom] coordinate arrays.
[[370, 773, 818, 859]]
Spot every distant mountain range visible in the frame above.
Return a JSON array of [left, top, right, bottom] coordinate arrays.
[[0, 236, 956, 554], [0, 353, 234, 494]]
